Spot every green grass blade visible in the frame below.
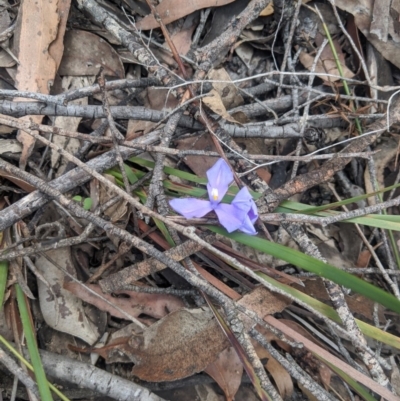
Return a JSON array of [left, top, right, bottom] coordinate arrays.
[[15, 284, 54, 401], [316, 356, 380, 401], [0, 260, 7, 309], [255, 271, 400, 350], [0, 334, 70, 401], [208, 227, 400, 314]]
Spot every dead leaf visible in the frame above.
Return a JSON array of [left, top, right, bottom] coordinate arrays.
[[169, 12, 198, 55], [299, 34, 354, 82], [64, 282, 184, 320], [238, 286, 291, 322], [13, 0, 70, 169], [203, 89, 241, 124], [204, 347, 243, 401], [259, 3, 274, 16], [176, 133, 218, 177], [128, 307, 229, 381], [0, 168, 35, 192], [90, 175, 128, 223], [36, 249, 102, 345], [58, 30, 124, 78], [208, 68, 244, 110], [335, 0, 400, 69], [292, 278, 385, 322], [356, 250, 372, 268], [136, 0, 236, 30], [252, 339, 294, 398], [0, 7, 16, 68], [0, 139, 22, 155]]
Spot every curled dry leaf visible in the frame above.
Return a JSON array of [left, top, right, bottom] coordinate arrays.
[[204, 346, 243, 401], [64, 282, 184, 320], [136, 0, 236, 30], [127, 308, 229, 381], [36, 249, 102, 345]]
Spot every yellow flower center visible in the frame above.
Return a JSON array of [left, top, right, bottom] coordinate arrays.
[[211, 188, 219, 201]]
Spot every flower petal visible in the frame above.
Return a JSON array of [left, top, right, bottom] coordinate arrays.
[[238, 215, 257, 235], [206, 158, 233, 204], [214, 203, 247, 233], [169, 198, 213, 219], [232, 187, 258, 223]]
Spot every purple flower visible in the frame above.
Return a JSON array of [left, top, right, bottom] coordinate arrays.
[[169, 158, 258, 235]]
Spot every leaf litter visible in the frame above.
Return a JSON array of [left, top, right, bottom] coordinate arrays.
[[0, 0, 400, 401]]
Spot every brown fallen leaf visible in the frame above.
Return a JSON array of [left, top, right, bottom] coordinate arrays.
[[13, 0, 71, 169], [255, 344, 294, 399], [335, 0, 400, 69], [238, 286, 291, 326], [90, 175, 129, 223], [203, 89, 242, 124], [128, 307, 229, 381], [169, 12, 198, 55], [0, 168, 35, 192], [298, 34, 354, 82], [58, 30, 124, 78], [64, 282, 184, 320], [204, 346, 243, 401], [36, 249, 102, 345], [136, 0, 236, 30]]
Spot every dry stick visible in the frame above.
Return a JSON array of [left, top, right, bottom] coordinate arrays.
[[0, 100, 202, 130], [278, 29, 391, 384], [258, 103, 400, 389], [144, 0, 242, 185], [0, 78, 159, 105], [276, 0, 303, 98], [222, 305, 282, 400], [1, 159, 390, 378], [0, 347, 40, 398], [98, 71, 131, 193], [0, 136, 387, 368], [290, 38, 329, 179], [0, 159, 281, 399], [18, 346, 165, 401], [259, 116, 394, 212], [283, 222, 391, 387], [0, 128, 162, 232], [249, 329, 337, 401], [366, 157, 400, 291], [328, 182, 400, 299]]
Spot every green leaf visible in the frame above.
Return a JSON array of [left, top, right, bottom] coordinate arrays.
[[16, 284, 54, 401], [0, 260, 7, 309], [208, 227, 400, 315], [83, 198, 93, 210]]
